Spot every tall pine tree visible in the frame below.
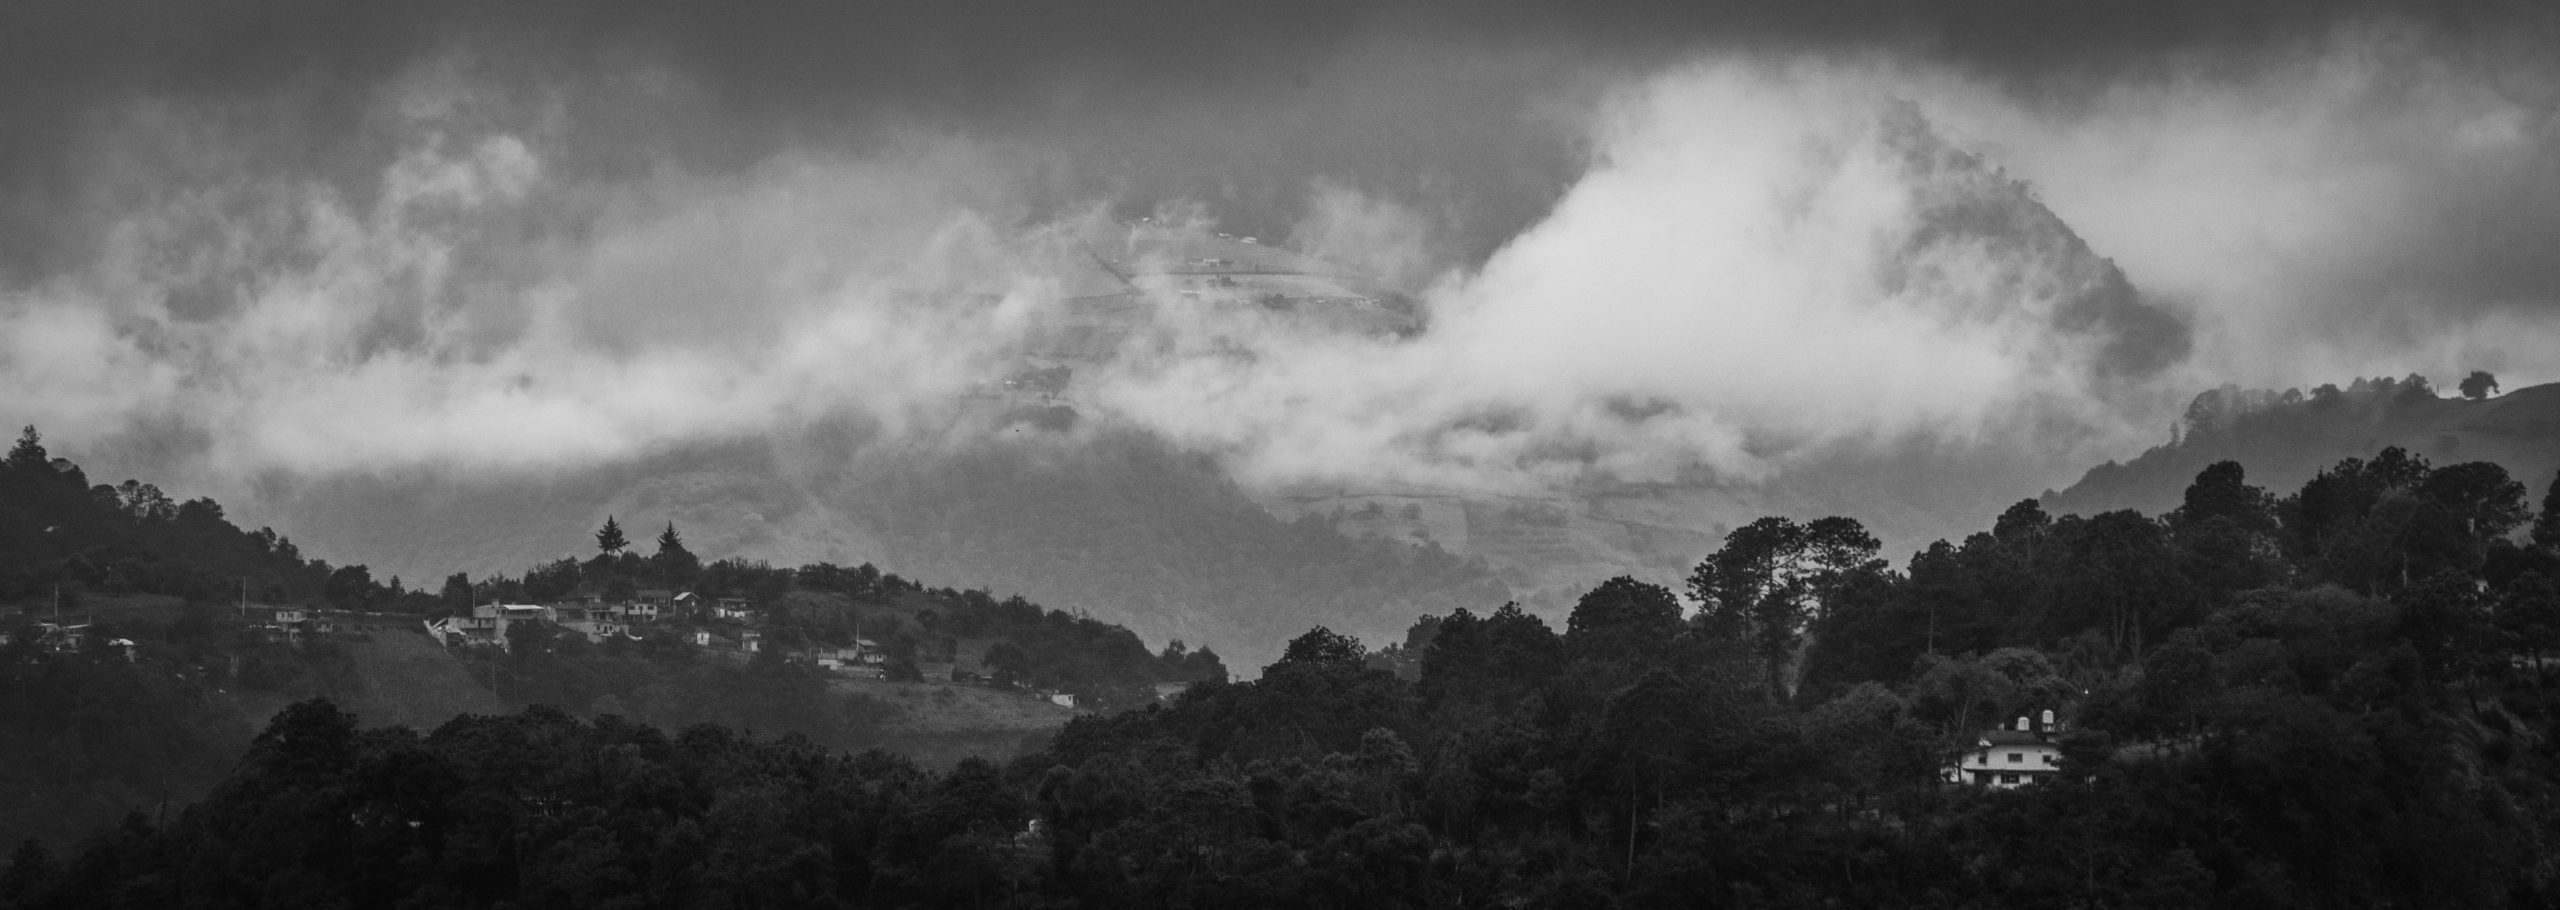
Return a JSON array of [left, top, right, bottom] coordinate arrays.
[[596, 515, 629, 555]]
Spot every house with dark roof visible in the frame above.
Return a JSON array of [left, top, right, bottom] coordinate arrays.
[[1946, 710, 2066, 789]]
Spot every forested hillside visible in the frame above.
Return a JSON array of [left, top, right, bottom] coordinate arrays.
[[0, 427, 381, 608], [15, 445, 2560, 907], [0, 429, 1221, 852]]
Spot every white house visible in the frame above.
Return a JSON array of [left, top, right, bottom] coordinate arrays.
[[1947, 710, 2066, 789], [254, 608, 310, 644], [431, 603, 555, 650]]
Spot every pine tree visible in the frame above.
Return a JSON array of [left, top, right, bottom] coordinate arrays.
[[596, 515, 629, 555], [5, 426, 44, 470], [651, 521, 700, 587]]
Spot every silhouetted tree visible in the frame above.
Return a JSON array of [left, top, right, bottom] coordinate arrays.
[[323, 564, 376, 609], [1689, 516, 1883, 699], [4, 426, 44, 472], [652, 521, 700, 585], [2460, 370, 2499, 400], [595, 515, 628, 555], [1277, 626, 1366, 668]]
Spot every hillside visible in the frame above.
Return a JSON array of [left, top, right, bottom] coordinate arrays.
[[0, 436, 1213, 850], [2046, 378, 2560, 519]]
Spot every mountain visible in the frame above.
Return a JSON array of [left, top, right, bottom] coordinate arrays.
[[2046, 378, 2560, 519], [233, 111, 2196, 656]]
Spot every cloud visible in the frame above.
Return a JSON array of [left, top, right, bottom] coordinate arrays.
[[1926, 18, 2560, 389], [0, 2, 2553, 551], [0, 91, 1069, 482], [1091, 58, 2189, 493]]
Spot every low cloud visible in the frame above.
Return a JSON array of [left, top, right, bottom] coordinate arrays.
[[1096, 59, 2190, 493], [1930, 18, 2560, 390], [1, 7, 2555, 550]]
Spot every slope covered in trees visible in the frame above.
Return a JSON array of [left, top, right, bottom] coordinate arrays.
[[0, 430, 1225, 853], [18, 448, 2560, 907], [0, 427, 382, 608]]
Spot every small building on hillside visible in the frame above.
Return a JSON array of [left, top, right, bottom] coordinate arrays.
[[713, 598, 754, 621], [428, 603, 554, 650], [1947, 710, 2067, 789], [26, 621, 89, 653], [255, 608, 308, 644], [810, 645, 871, 671], [557, 604, 630, 643]]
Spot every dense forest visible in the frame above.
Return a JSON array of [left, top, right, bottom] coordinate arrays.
[[11, 438, 2560, 907]]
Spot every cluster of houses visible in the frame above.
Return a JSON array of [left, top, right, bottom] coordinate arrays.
[[0, 620, 136, 660], [419, 590, 896, 679], [414, 591, 1089, 707]]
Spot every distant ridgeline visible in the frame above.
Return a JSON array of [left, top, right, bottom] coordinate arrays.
[[14, 437, 2560, 907], [0, 427, 349, 606], [0, 425, 1220, 702], [2048, 374, 2560, 520]]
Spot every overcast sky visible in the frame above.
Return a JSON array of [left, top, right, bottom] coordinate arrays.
[[2, 0, 2555, 513]]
